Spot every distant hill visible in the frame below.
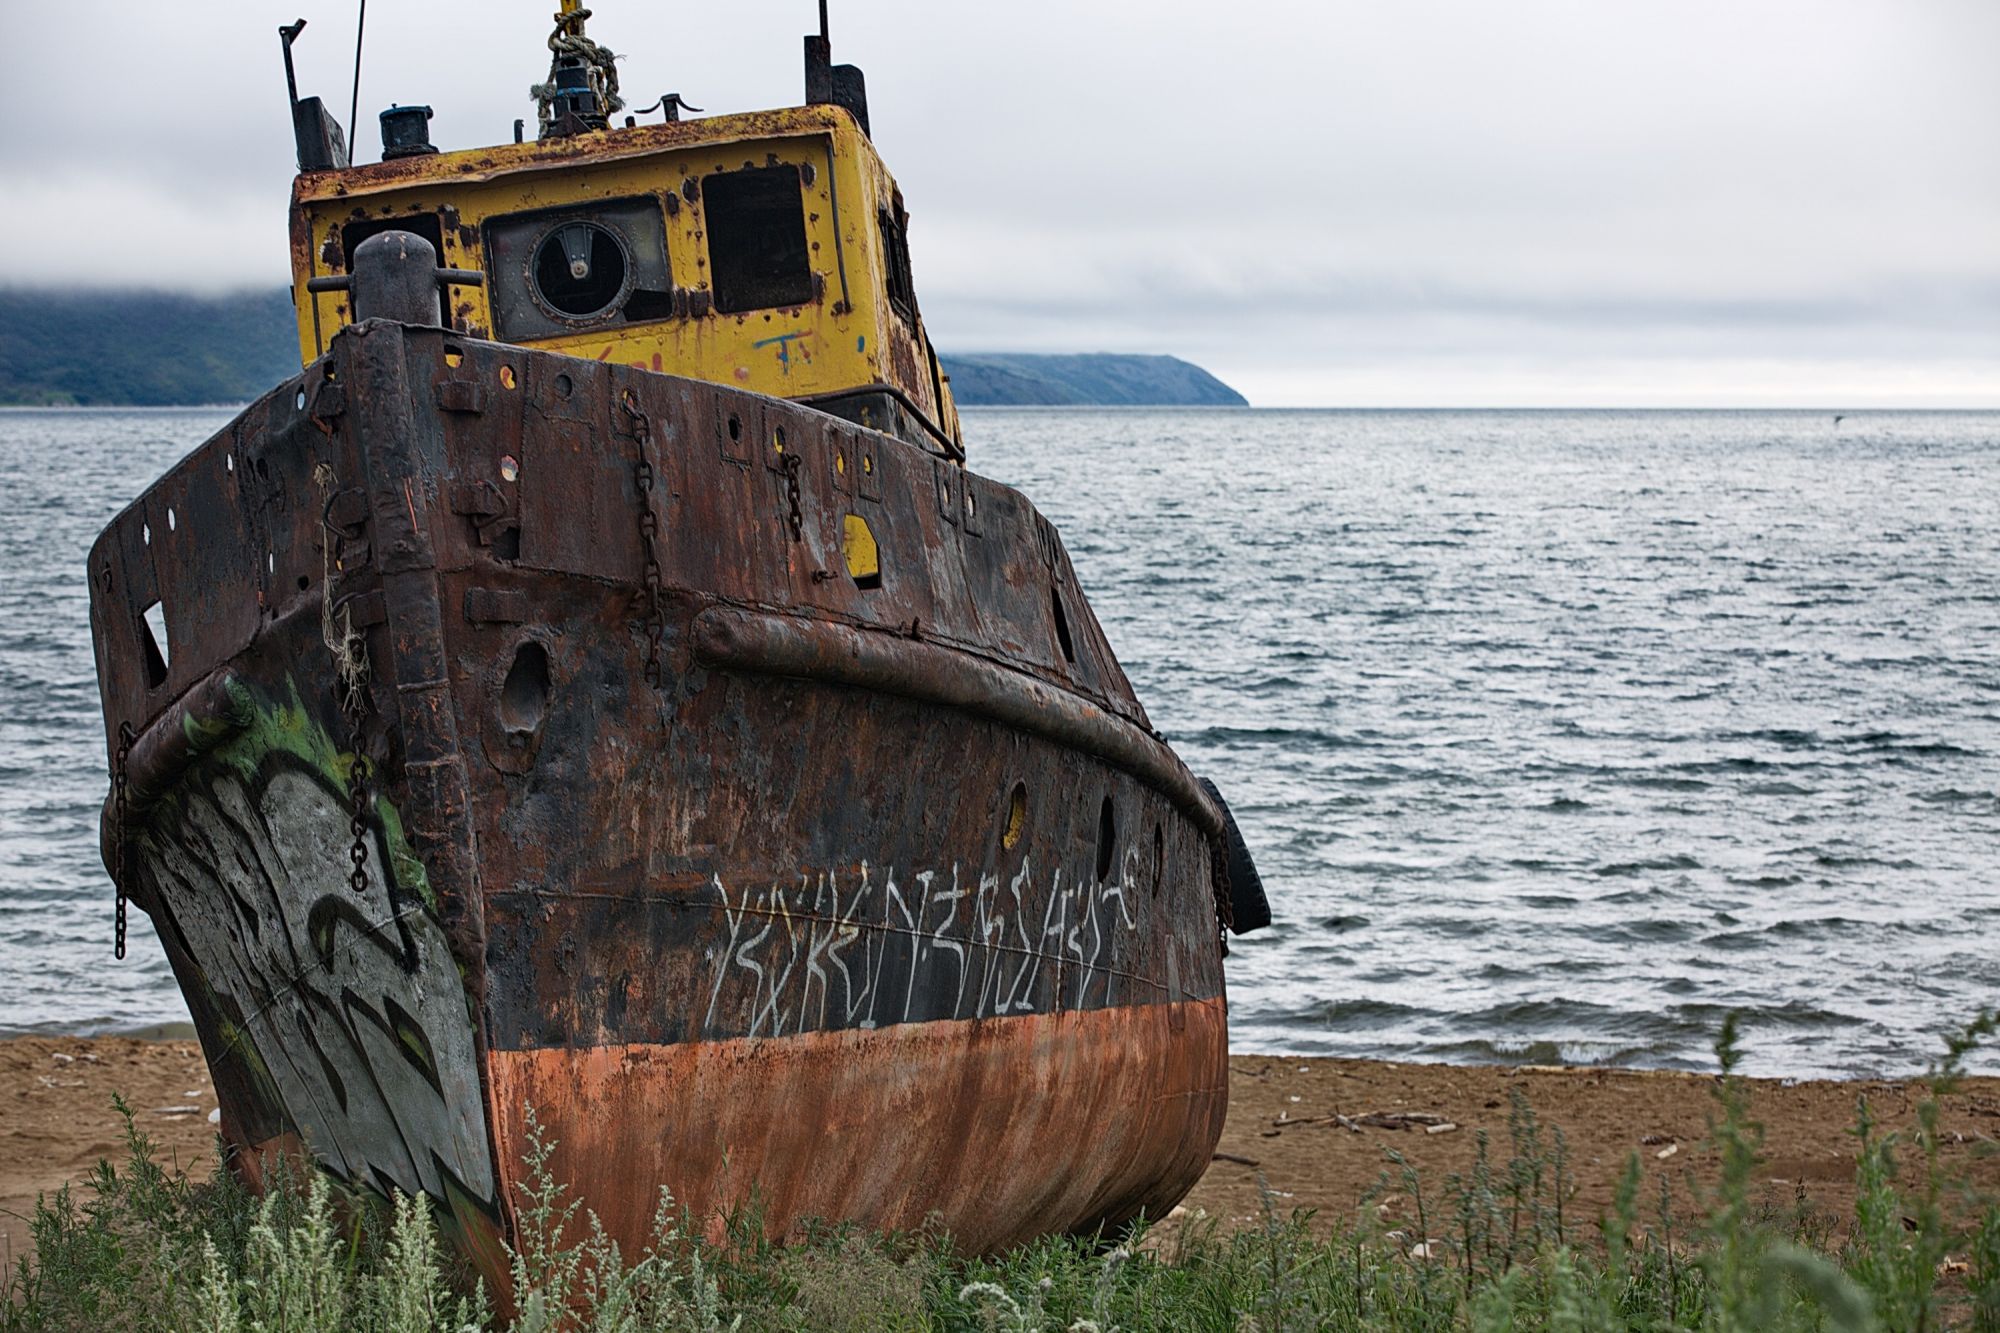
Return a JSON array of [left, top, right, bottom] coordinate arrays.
[[0, 289, 299, 407], [0, 288, 1245, 408], [940, 353, 1246, 407]]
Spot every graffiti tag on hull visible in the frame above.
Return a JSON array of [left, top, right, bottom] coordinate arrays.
[[141, 751, 494, 1206]]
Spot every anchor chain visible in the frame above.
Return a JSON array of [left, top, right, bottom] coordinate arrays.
[[781, 452, 805, 543], [111, 721, 134, 959], [315, 462, 375, 894], [343, 696, 373, 895], [332, 605, 374, 897], [623, 392, 668, 687]]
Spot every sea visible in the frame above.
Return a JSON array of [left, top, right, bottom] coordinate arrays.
[[2, 406, 1995, 1079]]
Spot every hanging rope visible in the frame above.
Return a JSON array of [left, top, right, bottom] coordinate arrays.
[[531, 6, 624, 138]]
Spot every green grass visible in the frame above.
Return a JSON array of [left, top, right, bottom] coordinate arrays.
[[8, 1015, 2000, 1331]]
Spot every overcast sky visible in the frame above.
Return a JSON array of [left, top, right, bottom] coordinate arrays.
[[3, 1, 1995, 406]]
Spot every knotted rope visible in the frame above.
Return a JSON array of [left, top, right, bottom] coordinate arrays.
[[531, 6, 623, 138]]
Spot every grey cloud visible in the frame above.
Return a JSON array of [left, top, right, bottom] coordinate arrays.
[[1, 0, 1993, 405]]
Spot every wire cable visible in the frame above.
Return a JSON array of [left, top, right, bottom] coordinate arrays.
[[347, 0, 366, 158]]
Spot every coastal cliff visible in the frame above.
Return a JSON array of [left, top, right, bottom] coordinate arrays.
[[0, 289, 1246, 408], [943, 352, 1247, 407]]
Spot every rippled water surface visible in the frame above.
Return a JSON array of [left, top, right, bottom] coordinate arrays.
[[3, 407, 1996, 1076]]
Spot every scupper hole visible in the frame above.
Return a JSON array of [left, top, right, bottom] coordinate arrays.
[[1095, 795, 1116, 883], [139, 601, 170, 687], [1002, 783, 1027, 851], [841, 514, 881, 590], [1051, 587, 1075, 664], [499, 641, 552, 735]]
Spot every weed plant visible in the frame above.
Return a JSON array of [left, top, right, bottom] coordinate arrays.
[[6, 1017, 2000, 1331]]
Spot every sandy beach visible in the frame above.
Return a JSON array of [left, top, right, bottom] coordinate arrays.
[[0, 1036, 220, 1267], [7, 1036, 1999, 1269], [1192, 1054, 2000, 1242]]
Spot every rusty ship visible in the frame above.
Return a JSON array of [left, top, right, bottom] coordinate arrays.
[[88, 1, 1268, 1290]]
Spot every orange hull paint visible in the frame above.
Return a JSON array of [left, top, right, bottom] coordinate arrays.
[[486, 997, 1228, 1253]]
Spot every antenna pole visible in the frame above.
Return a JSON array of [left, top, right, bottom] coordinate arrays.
[[820, 0, 829, 41], [279, 19, 306, 109], [347, 0, 367, 155]]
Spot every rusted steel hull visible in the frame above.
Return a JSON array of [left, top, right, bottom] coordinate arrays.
[[488, 998, 1227, 1253], [87, 321, 1229, 1292]]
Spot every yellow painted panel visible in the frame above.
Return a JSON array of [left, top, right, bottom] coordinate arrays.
[[841, 513, 881, 583]]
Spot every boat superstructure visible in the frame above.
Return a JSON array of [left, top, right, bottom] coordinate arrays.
[[288, 3, 958, 455], [88, 3, 1267, 1296]]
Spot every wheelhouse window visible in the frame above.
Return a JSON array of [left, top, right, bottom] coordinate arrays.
[[533, 222, 628, 317], [483, 197, 671, 341], [704, 166, 815, 314], [879, 196, 918, 325]]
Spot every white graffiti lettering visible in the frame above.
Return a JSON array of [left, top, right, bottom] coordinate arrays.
[[699, 857, 1146, 1040]]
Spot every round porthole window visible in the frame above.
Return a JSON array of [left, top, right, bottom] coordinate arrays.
[[530, 220, 630, 320]]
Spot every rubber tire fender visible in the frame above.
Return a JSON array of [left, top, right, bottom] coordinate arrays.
[[1197, 776, 1270, 934]]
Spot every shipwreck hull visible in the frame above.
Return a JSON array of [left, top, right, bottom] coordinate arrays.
[[89, 322, 1229, 1287]]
